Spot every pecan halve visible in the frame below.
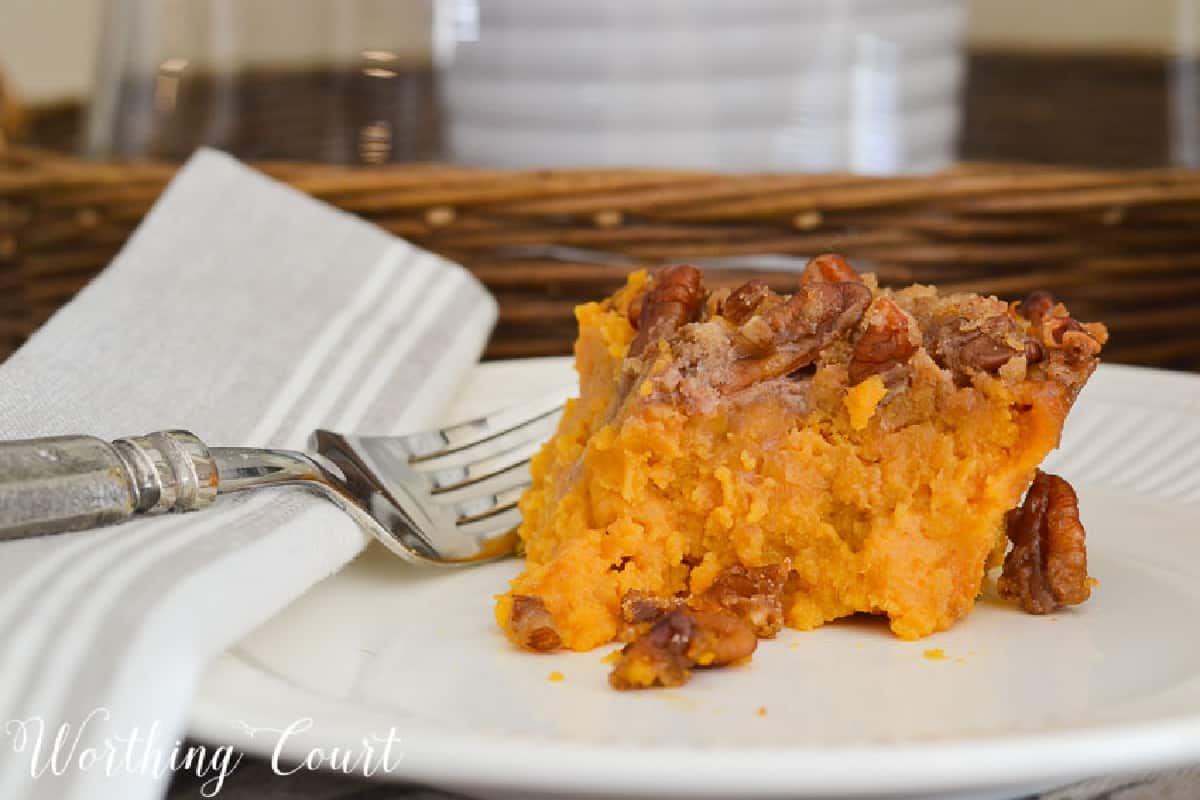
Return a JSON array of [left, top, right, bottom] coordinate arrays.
[[608, 607, 756, 690], [509, 595, 562, 651], [800, 253, 863, 285], [930, 314, 1024, 375], [848, 297, 919, 385], [727, 280, 872, 390], [694, 564, 790, 638], [997, 471, 1092, 615], [720, 279, 775, 325], [628, 265, 707, 358]]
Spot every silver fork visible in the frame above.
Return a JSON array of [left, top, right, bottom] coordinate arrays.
[[0, 387, 571, 564]]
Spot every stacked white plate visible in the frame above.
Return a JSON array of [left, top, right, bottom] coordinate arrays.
[[443, 0, 966, 172]]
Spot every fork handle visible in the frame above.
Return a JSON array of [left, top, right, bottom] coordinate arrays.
[[0, 431, 219, 541]]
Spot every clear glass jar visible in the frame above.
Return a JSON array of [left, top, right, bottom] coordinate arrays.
[[86, 0, 445, 163]]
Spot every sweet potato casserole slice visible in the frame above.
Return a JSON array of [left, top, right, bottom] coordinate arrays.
[[496, 256, 1107, 689]]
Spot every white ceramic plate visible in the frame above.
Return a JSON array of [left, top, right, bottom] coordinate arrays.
[[190, 358, 1200, 800]]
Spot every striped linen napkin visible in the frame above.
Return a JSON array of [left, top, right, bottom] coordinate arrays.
[[0, 149, 496, 800]]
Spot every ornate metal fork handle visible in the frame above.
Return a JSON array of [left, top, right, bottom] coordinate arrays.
[[0, 431, 330, 541]]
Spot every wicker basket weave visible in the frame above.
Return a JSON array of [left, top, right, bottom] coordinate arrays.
[[4, 129, 1200, 369]]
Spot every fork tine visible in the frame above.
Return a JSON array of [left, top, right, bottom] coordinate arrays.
[[427, 460, 532, 504], [408, 409, 558, 472], [399, 386, 573, 463], [418, 436, 542, 494], [455, 506, 523, 540], [452, 483, 528, 524]]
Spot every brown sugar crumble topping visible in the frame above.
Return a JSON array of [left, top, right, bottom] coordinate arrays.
[[618, 255, 1106, 418]]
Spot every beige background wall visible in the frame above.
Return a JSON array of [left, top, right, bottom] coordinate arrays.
[[0, 0, 1187, 102], [968, 0, 1178, 53], [1, 0, 105, 100]]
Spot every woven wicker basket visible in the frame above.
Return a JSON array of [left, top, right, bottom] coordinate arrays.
[[3, 92, 1200, 370]]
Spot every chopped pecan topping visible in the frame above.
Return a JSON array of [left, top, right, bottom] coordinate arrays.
[[620, 589, 681, 626], [727, 281, 872, 390], [849, 297, 919, 385], [740, 282, 872, 353], [1046, 316, 1106, 361], [628, 265, 707, 358], [610, 608, 695, 689], [930, 314, 1024, 375], [1017, 289, 1106, 363], [958, 332, 1021, 372], [800, 253, 862, 285], [685, 608, 759, 667], [720, 279, 774, 325], [509, 595, 562, 651], [1017, 290, 1057, 326], [997, 471, 1093, 615], [627, 293, 644, 330], [608, 607, 757, 690], [694, 564, 789, 637]]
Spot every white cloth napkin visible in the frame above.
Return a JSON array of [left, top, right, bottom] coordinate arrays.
[[0, 149, 497, 800]]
